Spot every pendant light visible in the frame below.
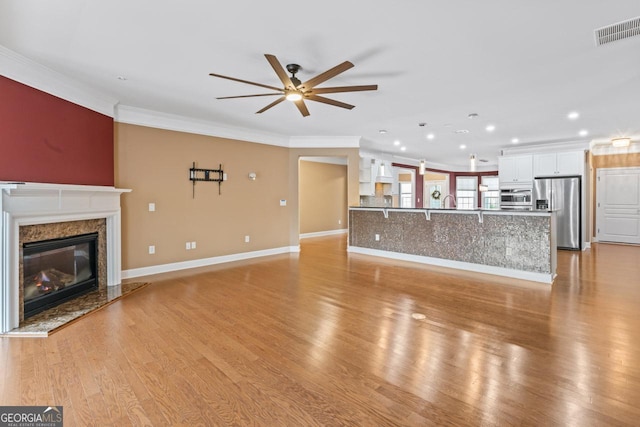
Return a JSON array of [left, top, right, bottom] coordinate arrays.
[[469, 154, 477, 172], [419, 160, 426, 175]]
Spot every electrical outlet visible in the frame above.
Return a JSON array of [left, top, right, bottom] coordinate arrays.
[[191, 241, 196, 249], [148, 245, 155, 254], [375, 234, 380, 241], [245, 235, 250, 243], [338, 219, 342, 225], [506, 247, 512, 256], [186, 242, 191, 250]]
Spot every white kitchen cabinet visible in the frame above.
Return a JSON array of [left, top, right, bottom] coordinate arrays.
[[533, 151, 583, 177], [359, 157, 376, 196], [498, 155, 533, 187], [360, 157, 394, 195]]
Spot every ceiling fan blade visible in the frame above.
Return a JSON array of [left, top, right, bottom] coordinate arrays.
[[300, 61, 354, 89], [264, 54, 296, 89], [256, 96, 286, 114], [306, 95, 355, 110], [294, 99, 310, 117], [217, 93, 283, 100], [209, 73, 283, 92], [310, 85, 378, 94]]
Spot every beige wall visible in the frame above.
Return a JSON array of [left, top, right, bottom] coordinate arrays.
[[115, 123, 291, 270], [288, 148, 360, 245], [299, 160, 348, 234], [115, 124, 359, 271]]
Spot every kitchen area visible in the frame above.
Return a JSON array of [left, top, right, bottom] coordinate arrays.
[[350, 148, 588, 284], [498, 149, 586, 250]]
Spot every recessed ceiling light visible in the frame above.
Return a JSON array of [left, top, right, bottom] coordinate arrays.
[[393, 140, 401, 146], [454, 129, 470, 134], [511, 138, 519, 144], [579, 129, 589, 137], [379, 129, 387, 134], [568, 111, 579, 120], [426, 133, 435, 140], [400, 146, 407, 151], [460, 144, 467, 149], [468, 113, 479, 119], [485, 124, 496, 132]]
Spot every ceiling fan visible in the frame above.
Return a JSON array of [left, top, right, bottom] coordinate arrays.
[[209, 54, 378, 117]]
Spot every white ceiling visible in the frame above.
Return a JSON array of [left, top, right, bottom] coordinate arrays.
[[1, 1, 639, 169]]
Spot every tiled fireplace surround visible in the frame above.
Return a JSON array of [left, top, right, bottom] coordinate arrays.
[[1, 183, 130, 334]]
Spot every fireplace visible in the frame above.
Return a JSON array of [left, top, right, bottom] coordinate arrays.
[[1, 182, 130, 334], [23, 232, 98, 318]]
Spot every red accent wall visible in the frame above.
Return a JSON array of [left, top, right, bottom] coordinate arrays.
[[0, 76, 114, 186]]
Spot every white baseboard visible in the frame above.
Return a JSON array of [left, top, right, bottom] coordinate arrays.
[[347, 246, 555, 284], [122, 246, 299, 279], [299, 229, 348, 239]]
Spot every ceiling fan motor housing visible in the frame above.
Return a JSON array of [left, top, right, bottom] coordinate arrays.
[[286, 64, 302, 87]]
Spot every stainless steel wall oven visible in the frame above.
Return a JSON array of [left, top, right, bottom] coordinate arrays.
[[500, 188, 532, 209]]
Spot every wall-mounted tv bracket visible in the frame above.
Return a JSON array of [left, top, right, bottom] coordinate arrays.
[[189, 162, 224, 197]]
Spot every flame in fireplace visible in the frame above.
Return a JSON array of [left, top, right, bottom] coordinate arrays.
[[35, 271, 52, 292]]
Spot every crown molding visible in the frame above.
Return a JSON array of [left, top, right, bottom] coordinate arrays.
[[0, 44, 117, 117], [115, 105, 290, 147], [500, 139, 590, 156], [360, 151, 497, 173], [115, 105, 364, 149], [289, 136, 361, 148]]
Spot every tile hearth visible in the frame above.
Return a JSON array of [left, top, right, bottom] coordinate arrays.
[[2, 282, 149, 337]]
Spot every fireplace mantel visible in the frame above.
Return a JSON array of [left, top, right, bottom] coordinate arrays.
[[1, 182, 130, 333]]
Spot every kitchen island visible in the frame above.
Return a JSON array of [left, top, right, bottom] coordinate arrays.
[[348, 207, 557, 284]]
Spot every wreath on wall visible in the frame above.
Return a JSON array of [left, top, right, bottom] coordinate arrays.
[[431, 190, 441, 200]]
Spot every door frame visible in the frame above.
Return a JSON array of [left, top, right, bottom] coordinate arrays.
[[595, 166, 640, 244]]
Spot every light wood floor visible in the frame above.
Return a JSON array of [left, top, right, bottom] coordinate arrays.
[[2, 235, 640, 426]]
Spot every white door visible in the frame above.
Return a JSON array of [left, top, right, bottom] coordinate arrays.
[[596, 167, 640, 244]]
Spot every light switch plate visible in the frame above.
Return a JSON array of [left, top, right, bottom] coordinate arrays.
[[148, 203, 155, 212]]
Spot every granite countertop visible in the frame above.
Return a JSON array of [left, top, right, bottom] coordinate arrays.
[[350, 206, 553, 215]]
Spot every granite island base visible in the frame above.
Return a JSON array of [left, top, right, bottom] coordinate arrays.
[[348, 208, 557, 284]]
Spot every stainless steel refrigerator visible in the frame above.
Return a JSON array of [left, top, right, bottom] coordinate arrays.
[[533, 177, 581, 250]]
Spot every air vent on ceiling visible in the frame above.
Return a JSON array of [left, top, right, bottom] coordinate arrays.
[[594, 16, 640, 46]]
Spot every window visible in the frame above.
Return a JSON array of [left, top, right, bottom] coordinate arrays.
[[481, 176, 500, 209], [399, 182, 412, 208], [456, 176, 477, 209]]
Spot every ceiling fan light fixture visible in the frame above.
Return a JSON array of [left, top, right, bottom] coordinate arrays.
[[285, 91, 303, 102], [611, 137, 631, 148]]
